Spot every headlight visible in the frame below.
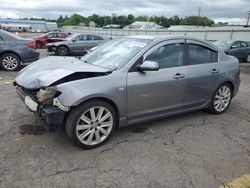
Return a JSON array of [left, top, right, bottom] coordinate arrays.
[[36, 87, 58, 103]]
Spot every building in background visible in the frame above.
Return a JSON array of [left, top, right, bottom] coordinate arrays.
[[124, 21, 164, 30], [0, 18, 57, 32]]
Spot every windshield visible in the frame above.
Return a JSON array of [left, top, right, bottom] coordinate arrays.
[[65, 34, 77, 41], [214, 41, 233, 48], [81, 38, 149, 70]]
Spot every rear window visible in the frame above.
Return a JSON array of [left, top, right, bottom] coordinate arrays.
[[188, 44, 218, 65]]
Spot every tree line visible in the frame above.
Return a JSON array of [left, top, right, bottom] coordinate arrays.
[[23, 13, 215, 28]]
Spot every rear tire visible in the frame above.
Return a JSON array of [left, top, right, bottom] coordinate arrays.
[[56, 45, 69, 56], [66, 100, 117, 149], [207, 83, 232, 114], [0, 53, 21, 71]]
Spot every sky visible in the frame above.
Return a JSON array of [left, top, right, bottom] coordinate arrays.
[[0, 0, 249, 24]]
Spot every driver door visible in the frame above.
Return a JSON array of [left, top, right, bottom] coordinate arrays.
[[70, 34, 88, 54], [126, 40, 187, 123]]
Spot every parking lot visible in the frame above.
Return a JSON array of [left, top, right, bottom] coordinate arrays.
[[0, 49, 250, 188]]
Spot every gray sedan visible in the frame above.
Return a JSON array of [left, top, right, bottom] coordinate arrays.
[[0, 30, 39, 71], [14, 35, 240, 149], [46, 33, 106, 56]]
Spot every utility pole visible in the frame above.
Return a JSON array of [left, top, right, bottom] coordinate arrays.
[[197, 6, 201, 29], [247, 11, 250, 27]]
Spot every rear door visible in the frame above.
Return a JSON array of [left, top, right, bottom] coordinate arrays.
[[185, 40, 220, 107]]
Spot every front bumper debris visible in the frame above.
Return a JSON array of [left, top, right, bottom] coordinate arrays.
[[16, 86, 65, 125]]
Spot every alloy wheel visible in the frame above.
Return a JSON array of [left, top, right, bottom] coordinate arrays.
[[57, 46, 69, 56], [2, 56, 18, 70], [214, 86, 231, 112], [76, 106, 113, 146]]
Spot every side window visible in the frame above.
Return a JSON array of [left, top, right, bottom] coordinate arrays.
[[232, 41, 241, 49], [241, 42, 247, 48], [76, 35, 87, 41], [144, 43, 184, 69], [188, 44, 218, 65], [88, 35, 94, 40], [46, 33, 55, 38], [57, 33, 62, 38], [95, 36, 103, 40]]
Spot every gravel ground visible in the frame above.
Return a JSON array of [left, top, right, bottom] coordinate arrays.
[[0, 50, 250, 187]]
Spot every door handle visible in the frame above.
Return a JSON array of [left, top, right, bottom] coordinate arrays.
[[173, 73, 185, 79], [211, 68, 220, 74]]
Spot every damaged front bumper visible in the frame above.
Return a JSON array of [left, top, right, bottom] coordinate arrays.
[[16, 86, 67, 125]]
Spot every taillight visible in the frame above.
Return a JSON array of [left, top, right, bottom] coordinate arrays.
[[27, 42, 36, 49]]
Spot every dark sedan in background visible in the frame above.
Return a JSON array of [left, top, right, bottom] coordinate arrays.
[[46, 33, 106, 56], [214, 40, 250, 62], [0, 29, 39, 71]]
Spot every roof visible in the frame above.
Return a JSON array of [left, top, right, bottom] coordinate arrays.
[[126, 35, 220, 51], [0, 18, 46, 24], [126, 35, 186, 40]]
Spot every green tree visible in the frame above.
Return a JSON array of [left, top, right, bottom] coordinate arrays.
[[135, 15, 148, 22], [69, 13, 84, 25], [116, 15, 127, 25], [126, 14, 135, 24]]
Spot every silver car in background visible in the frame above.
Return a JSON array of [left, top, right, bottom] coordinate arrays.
[[46, 33, 106, 56], [14, 35, 240, 149]]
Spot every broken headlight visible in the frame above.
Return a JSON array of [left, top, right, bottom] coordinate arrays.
[[36, 87, 59, 103]]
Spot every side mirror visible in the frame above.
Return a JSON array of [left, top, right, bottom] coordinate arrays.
[[72, 39, 76, 42], [139, 61, 159, 72], [231, 45, 237, 49]]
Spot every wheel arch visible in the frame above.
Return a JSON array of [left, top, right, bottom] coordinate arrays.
[[70, 97, 120, 126], [0, 50, 22, 61], [57, 44, 70, 53], [58, 44, 69, 50], [224, 81, 234, 93]]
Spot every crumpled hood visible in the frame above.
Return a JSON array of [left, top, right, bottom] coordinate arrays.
[[15, 56, 110, 89]]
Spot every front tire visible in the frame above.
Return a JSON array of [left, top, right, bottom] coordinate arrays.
[[0, 53, 21, 71], [207, 83, 232, 114], [66, 100, 117, 149], [56, 45, 69, 56]]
